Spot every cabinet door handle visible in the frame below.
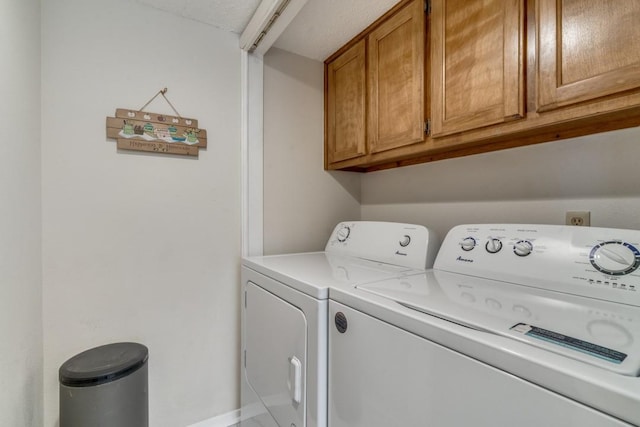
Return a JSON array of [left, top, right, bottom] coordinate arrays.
[[288, 356, 302, 404]]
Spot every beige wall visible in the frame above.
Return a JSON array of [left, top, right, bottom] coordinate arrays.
[[41, 0, 242, 425], [263, 48, 361, 254], [0, 0, 43, 425], [262, 48, 640, 253], [263, 45, 640, 252], [361, 127, 640, 239]]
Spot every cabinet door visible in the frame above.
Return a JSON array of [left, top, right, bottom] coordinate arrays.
[[538, 0, 640, 112], [326, 40, 367, 164], [431, 0, 524, 137], [368, 0, 425, 154]]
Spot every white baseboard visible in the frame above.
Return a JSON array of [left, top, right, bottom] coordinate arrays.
[[187, 409, 241, 427]]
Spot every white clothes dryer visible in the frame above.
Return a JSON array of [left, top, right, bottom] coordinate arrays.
[[239, 221, 439, 427], [329, 224, 640, 427]]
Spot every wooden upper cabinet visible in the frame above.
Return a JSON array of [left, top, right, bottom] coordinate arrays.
[[431, 0, 525, 137], [325, 0, 640, 171], [537, 0, 640, 112], [368, 0, 426, 153], [326, 40, 367, 164]]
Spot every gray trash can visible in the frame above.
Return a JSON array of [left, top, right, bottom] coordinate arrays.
[[59, 342, 149, 427]]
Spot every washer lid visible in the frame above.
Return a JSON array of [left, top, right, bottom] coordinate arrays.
[[59, 342, 148, 387], [357, 270, 640, 376]]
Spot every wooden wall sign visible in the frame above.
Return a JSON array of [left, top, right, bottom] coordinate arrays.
[[106, 109, 207, 157]]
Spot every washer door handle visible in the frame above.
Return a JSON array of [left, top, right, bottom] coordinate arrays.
[[288, 356, 302, 404]]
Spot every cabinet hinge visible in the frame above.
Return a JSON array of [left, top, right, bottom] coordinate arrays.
[[425, 0, 431, 14], [424, 119, 431, 136]]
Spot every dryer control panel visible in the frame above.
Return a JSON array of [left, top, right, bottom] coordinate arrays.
[[435, 224, 640, 307], [325, 221, 439, 270]]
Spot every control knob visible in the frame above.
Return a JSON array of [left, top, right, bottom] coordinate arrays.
[[399, 235, 411, 247], [513, 240, 533, 257], [485, 237, 503, 254], [590, 241, 640, 276], [336, 226, 351, 242], [460, 237, 476, 251]]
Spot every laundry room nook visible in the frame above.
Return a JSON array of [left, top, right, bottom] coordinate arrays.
[[3, 0, 640, 426]]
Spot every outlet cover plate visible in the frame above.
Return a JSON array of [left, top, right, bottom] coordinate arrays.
[[566, 211, 591, 226]]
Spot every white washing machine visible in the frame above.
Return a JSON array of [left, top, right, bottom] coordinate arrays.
[[329, 224, 640, 427], [239, 221, 439, 427]]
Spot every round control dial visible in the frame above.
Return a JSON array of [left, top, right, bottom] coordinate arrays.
[[336, 226, 351, 242], [513, 240, 533, 257], [485, 237, 503, 254], [399, 235, 411, 247], [460, 237, 476, 251], [589, 241, 640, 276]]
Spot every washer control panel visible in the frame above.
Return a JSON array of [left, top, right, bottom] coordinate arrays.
[[435, 224, 640, 307]]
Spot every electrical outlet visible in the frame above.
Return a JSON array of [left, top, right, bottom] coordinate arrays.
[[566, 211, 591, 226]]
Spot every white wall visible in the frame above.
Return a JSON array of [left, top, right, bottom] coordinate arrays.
[[361, 127, 640, 239], [0, 0, 43, 425], [263, 48, 360, 254], [41, 1, 242, 426]]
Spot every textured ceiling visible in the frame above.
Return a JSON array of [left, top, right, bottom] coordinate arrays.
[[273, 0, 399, 61], [136, 0, 401, 61], [136, 0, 261, 33]]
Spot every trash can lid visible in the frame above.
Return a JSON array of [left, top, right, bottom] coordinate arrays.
[[59, 342, 148, 387]]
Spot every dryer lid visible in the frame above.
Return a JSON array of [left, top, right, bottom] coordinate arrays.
[[243, 252, 422, 299]]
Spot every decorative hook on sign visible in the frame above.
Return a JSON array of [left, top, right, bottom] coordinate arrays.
[[138, 87, 182, 118]]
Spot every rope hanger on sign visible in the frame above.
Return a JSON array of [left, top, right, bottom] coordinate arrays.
[[138, 87, 182, 118]]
